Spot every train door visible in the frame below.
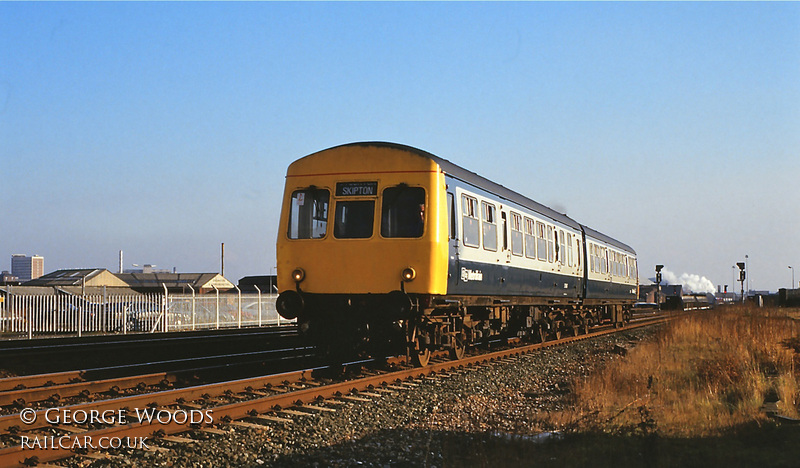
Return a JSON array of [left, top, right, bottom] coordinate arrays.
[[501, 211, 511, 263], [447, 191, 460, 292]]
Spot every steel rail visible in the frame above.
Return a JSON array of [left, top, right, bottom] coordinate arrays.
[[0, 345, 315, 406], [0, 372, 175, 407]]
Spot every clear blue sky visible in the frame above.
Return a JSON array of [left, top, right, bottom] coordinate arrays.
[[2, 2, 798, 292]]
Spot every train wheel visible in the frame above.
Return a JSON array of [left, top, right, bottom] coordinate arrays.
[[535, 326, 546, 343], [552, 321, 563, 340], [412, 342, 431, 367], [449, 331, 466, 360], [581, 320, 590, 335], [411, 325, 431, 367]]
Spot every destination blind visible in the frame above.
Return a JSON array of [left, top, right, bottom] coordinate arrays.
[[336, 181, 378, 197]]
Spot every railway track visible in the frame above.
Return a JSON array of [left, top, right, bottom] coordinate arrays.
[[0, 313, 668, 467], [0, 326, 301, 376]]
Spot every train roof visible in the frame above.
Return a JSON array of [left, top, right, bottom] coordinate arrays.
[[321, 142, 636, 255]]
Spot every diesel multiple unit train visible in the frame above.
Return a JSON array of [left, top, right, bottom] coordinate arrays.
[[276, 142, 638, 365]]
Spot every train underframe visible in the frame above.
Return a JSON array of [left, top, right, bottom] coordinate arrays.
[[289, 292, 633, 366]]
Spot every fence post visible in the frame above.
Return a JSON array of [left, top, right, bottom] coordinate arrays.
[[162, 283, 169, 333], [27, 297, 33, 339], [254, 285, 262, 327], [103, 286, 108, 333], [77, 296, 83, 338], [236, 286, 241, 328], [213, 285, 219, 329], [187, 284, 196, 331]]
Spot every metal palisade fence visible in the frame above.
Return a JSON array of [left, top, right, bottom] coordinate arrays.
[[0, 291, 285, 339]]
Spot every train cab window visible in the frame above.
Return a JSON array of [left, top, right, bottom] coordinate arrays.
[[536, 222, 547, 262], [482, 202, 497, 251], [288, 189, 329, 239], [461, 195, 480, 248], [334, 201, 375, 239], [524, 217, 536, 259], [381, 186, 425, 238], [510, 212, 523, 257]]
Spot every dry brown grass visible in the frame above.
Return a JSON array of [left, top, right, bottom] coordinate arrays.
[[552, 306, 800, 437]]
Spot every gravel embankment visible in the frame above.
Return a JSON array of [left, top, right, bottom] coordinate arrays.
[[72, 327, 658, 467]]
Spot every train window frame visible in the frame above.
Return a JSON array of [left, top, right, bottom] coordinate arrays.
[[481, 201, 498, 252], [611, 252, 616, 276], [524, 217, 536, 260], [536, 221, 547, 262], [380, 186, 426, 239], [510, 212, 523, 257], [547, 225, 554, 263], [333, 200, 375, 239], [287, 188, 330, 240], [566, 233, 573, 267], [558, 230, 567, 266], [461, 194, 480, 248]]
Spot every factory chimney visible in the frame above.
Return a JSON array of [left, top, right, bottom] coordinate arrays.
[[119, 250, 124, 274]]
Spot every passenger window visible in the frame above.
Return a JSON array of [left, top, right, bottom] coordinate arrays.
[[510, 212, 523, 257], [334, 201, 374, 239], [524, 218, 536, 259], [462, 195, 480, 248], [536, 222, 547, 262], [482, 202, 497, 251], [288, 189, 329, 239], [566, 233, 573, 267], [381, 186, 425, 238], [547, 226, 554, 263]]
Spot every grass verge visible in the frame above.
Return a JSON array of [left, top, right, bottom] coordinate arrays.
[[444, 306, 800, 467]]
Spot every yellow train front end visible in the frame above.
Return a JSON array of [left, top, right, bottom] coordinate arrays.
[[275, 143, 449, 359]]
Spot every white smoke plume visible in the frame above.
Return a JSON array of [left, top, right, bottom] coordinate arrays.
[[660, 269, 716, 294]]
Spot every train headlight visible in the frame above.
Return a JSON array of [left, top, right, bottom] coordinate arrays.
[[292, 268, 306, 283], [401, 267, 416, 282]]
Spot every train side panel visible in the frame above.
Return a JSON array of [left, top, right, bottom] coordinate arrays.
[[444, 176, 584, 302]]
